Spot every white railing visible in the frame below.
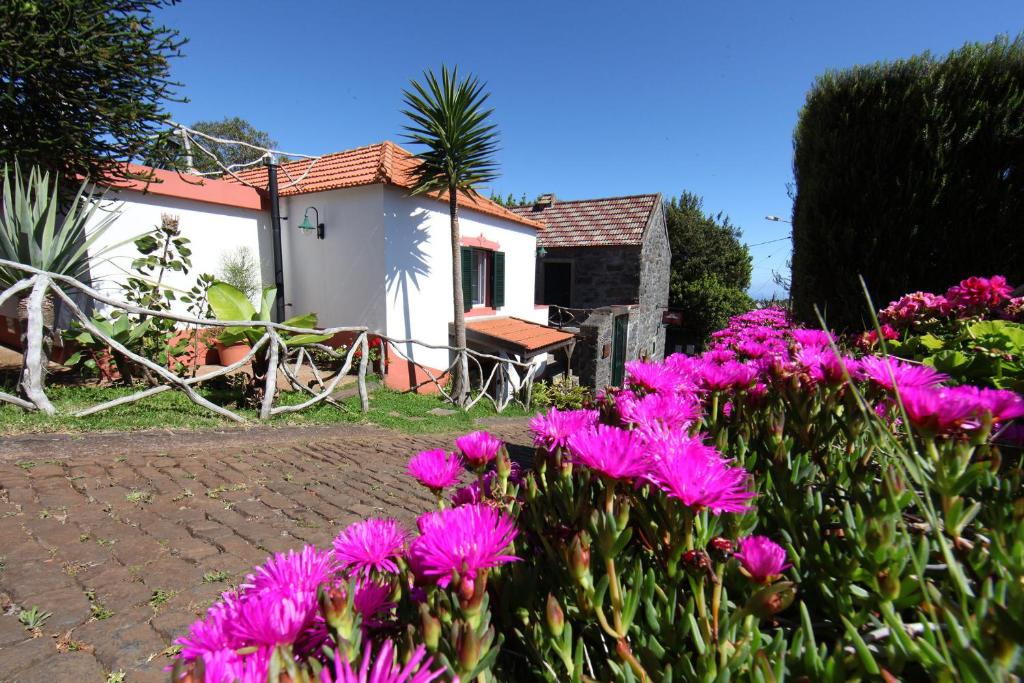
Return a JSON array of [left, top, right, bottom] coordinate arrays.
[[0, 259, 541, 421]]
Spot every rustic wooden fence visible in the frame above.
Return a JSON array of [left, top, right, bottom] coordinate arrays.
[[0, 259, 541, 422]]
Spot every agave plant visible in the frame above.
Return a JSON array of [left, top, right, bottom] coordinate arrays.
[[0, 163, 124, 291]]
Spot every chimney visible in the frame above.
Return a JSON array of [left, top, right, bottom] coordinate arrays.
[[534, 193, 556, 209]]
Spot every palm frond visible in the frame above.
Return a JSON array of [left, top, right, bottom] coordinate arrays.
[[401, 65, 500, 198]]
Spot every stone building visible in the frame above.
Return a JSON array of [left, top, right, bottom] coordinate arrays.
[[512, 194, 671, 387]]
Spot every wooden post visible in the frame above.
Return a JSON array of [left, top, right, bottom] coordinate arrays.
[[357, 333, 369, 413], [20, 277, 55, 414], [260, 332, 280, 420]]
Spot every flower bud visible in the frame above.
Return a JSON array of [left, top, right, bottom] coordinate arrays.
[[456, 623, 481, 673], [876, 570, 900, 602], [681, 549, 713, 577], [708, 537, 733, 562], [568, 532, 591, 585], [545, 593, 565, 638], [496, 446, 512, 479], [320, 584, 354, 638], [745, 581, 796, 620], [419, 603, 441, 651]]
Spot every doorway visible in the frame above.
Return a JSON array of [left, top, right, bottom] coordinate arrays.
[[611, 314, 628, 386], [543, 261, 572, 307]]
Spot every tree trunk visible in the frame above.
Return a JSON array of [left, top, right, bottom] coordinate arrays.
[[450, 188, 470, 405]]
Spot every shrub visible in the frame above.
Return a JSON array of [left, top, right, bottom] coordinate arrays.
[[531, 376, 594, 411], [791, 35, 1024, 330], [169, 287, 1023, 681]]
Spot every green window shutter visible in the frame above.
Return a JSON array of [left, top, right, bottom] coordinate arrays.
[[460, 247, 473, 312], [492, 251, 505, 308]]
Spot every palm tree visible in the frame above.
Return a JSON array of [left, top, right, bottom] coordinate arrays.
[[401, 66, 499, 405]]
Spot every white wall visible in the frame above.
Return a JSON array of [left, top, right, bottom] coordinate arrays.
[[279, 185, 387, 331], [381, 186, 539, 370], [85, 190, 272, 314]]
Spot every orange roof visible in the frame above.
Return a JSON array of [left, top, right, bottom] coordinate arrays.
[[466, 317, 575, 355], [230, 142, 543, 230], [99, 163, 266, 211]]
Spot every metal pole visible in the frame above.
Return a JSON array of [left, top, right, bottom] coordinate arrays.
[[266, 155, 286, 322]]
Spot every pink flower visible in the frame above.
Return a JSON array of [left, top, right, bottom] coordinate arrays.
[[232, 586, 319, 646], [976, 388, 1024, 423], [618, 392, 701, 432], [879, 291, 951, 328], [790, 329, 834, 349], [333, 519, 408, 579], [407, 449, 463, 491], [700, 361, 757, 392], [454, 430, 502, 468], [625, 359, 681, 394], [242, 545, 337, 594], [320, 640, 444, 683], [860, 356, 947, 392], [567, 424, 651, 481], [530, 407, 599, 452], [408, 503, 519, 587], [645, 432, 755, 514], [353, 578, 396, 630], [946, 275, 1013, 313], [897, 385, 982, 436], [734, 535, 791, 583]]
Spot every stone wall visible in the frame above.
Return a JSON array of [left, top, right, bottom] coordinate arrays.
[[536, 246, 642, 309], [629, 204, 670, 360]]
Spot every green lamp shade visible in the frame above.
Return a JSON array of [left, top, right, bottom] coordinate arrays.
[[298, 214, 315, 231]]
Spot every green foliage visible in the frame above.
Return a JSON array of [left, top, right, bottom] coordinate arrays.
[[531, 377, 594, 411], [791, 35, 1024, 329], [674, 273, 754, 345], [17, 606, 51, 631], [665, 192, 753, 344], [216, 245, 261, 302], [188, 117, 282, 174], [0, 165, 124, 287], [0, 0, 184, 182], [207, 282, 327, 348]]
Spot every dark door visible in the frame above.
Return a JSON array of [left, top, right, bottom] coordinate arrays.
[[611, 314, 628, 386], [543, 262, 572, 307]]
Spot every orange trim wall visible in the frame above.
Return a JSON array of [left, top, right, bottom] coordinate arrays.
[[103, 164, 266, 211]]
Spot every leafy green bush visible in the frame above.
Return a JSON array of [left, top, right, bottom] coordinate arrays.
[[791, 35, 1024, 329], [531, 376, 594, 411]]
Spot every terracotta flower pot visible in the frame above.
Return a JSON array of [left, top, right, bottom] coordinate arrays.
[[217, 342, 252, 367]]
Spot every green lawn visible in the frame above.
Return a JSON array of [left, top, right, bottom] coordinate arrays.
[[0, 382, 528, 435]]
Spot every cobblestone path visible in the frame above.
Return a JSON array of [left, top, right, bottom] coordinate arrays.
[[0, 419, 531, 682]]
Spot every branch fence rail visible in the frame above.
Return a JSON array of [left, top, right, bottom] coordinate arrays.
[[0, 259, 541, 423]]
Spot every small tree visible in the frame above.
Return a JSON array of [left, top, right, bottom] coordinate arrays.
[[666, 192, 753, 344], [401, 66, 500, 405], [187, 117, 281, 174], [0, 0, 185, 182], [217, 245, 261, 302]]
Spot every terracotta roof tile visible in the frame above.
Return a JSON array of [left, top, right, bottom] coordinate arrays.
[[510, 194, 660, 247], [466, 317, 575, 354], [229, 141, 542, 230]]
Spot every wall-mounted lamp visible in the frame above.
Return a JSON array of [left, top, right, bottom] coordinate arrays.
[[298, 207, 325, 239], [537, 246, 548, 258]]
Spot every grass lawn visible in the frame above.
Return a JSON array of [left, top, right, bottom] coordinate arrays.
[[0, 382, 529, 435]]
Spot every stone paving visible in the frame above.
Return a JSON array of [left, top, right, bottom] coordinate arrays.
[[0, 419, 532, 683]]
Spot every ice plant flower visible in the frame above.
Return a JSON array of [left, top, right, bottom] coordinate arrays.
[[243, 545, 338, 594], [625, 359, 683, 394], [353, 578, 397, 630], [232, 586, 319, 646], [617, 392, 701, 432], [645, 433, 755, 514], [408, 503, 519, 588], [333, 518, 408, 578], [860, 356, 947, 392], [529, 407, 599, 452], [896, 385, 982, 436], [976, 387, 1024, 422], [567, 424, 651, 481], [407, 449, 463, 491], [320, 640, 444, 683], [454, 430, 503, 468], [734, 535, 791, 583], [700, 360, 757, 392]]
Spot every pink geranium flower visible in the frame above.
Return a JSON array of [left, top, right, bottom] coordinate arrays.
[[333, 518, 408, 579], [567, 424, 651, 481], [454, 430, 502, 468], [860, 356, 947, 392], [734, 535, 791, 583], [645, 432, 755, 514], [320, 640, 444, 683], [946, 275, 1013, 313], [408, 503, 519, 588], [407, 449, 463, 491], [529, 407, 599, 452]]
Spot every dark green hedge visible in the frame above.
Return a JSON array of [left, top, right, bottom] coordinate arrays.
[[790, 35, 1024, 329]]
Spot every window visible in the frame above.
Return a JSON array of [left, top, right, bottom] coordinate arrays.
[[461, 247, 506, 312]]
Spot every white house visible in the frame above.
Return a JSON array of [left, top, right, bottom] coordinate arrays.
[[61, 141, 572, 391]]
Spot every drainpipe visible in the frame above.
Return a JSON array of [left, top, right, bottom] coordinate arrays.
[[265, 155, 286, 323]]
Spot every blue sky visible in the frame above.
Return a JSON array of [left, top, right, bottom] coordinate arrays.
[[160, 1, 1024, 299]]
